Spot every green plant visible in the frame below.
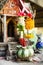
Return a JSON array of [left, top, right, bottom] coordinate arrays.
[[25, 0, 28, 2], [17, 24, 24, 31]]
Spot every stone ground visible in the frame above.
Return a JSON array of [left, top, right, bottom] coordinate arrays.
[[0, 60, 43, 65], [0, 49, 43, 65]]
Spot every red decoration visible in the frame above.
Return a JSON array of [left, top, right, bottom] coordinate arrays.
[[27, 13, 32, 18], [17, 0, 32, 18], [18, 11, 26, 16], [19, 38, 27, 47]]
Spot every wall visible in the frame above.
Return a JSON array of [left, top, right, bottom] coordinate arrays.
[[35, 27, 43, 35]]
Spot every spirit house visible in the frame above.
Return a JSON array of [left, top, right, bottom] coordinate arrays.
[[0, 0, 20, 43], [0, 0, 33, 43]]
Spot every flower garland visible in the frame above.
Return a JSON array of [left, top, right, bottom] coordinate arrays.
[[25, 18, 35, 30]]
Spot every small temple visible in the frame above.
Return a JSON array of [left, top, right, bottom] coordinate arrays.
[[0, 0, 33, 43]]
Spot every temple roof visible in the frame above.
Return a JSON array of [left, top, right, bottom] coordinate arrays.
[[0, 0, 32, 17], [0, 0, 20, 16]]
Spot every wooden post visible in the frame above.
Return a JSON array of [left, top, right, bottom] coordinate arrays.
[[3, 15, 7, 43]]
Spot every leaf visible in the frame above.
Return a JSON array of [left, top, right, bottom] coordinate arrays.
[[17, 24, 24, 31]]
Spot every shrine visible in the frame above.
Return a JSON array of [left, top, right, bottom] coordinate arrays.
[[0, 0, 33, 43], [0, 0, 43, 62]]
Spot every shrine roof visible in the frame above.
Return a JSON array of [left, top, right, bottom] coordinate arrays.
[[0, 0, 20, 16]]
